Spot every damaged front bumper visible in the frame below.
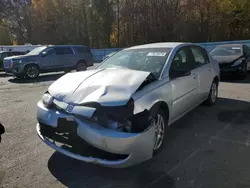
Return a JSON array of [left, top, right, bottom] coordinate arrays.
[[36, 101, 156, 168]]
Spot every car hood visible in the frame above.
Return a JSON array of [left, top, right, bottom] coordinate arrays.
[[4, 55, 22, 60], [4, 55, 38, 60], [48, 68, 151, 106], [212, 55, 242, 64]]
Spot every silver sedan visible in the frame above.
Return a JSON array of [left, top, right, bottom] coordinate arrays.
[[36, 42, 220, 168]]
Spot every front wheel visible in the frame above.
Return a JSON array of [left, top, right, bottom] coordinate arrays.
[[205, 80, 218, 106], [24, 65, 40, 79], [152, 109, 168, 156]]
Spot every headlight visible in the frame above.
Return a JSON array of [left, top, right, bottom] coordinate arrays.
[[13, 60, 22, 65], [42, 93, 53, 108], [17, 60, 22, 64], [231, 59, 244, 67]]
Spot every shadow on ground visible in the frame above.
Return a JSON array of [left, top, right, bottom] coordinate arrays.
[[8, 73, 65, 84], [47, 97, 250, 188], [0, 72, 11, 78], [220, 73, 250, 84]]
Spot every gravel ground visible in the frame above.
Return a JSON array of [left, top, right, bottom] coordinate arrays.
[[0, 68, 250, 188]]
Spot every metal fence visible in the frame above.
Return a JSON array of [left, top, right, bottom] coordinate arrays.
[[91, 40, 250, 62]]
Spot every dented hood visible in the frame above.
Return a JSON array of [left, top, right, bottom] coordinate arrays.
[[48, 68, 150, 106]]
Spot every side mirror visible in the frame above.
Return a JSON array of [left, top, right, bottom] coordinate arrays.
[[41, 51, 47, 57], [170, 69, 191, 78]]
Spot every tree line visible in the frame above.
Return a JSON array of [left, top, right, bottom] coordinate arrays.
[[0, 0, 250, 48]]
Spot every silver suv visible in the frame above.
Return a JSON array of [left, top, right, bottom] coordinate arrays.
[[3, 45, 93, 79]]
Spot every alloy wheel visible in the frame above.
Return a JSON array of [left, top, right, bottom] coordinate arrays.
[[211, 82, 218, 103], [153, 114, 165, 151], [27, 67, 39, 78], [77, 63, 86, 71]]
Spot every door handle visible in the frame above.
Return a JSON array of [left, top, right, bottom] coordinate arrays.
[[208, 68, 212, 72]]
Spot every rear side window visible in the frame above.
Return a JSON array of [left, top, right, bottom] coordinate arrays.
[[55, 47, 74, 55], [190, 46, 209, 66], [74, 47, 91, 54]]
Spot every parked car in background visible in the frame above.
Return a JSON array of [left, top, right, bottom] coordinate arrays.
[[0, 51, 26, 71], [3, 45, 93, 79], [36, 42, 220, 168], [210, 44, 250, 79]]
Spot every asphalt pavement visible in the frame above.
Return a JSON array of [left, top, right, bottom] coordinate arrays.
[[0, 68, 250, 188]]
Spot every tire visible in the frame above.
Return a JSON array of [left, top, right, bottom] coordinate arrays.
[[76, 61, 87, 72], [152, 108, 168, 156], [205, 79, 218, 106], [24, 64, 40, 79]]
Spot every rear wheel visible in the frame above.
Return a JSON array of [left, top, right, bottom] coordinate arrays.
[[152, 109, 168, 156], [24, 65, 40, 79], [76, 61, 87, 72], [205, 80, 218, 106]]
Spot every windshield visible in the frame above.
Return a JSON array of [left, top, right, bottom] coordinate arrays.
[[210, 46, 243, 56], [97, 48, 172, 78], [26, 46, 47, 56]]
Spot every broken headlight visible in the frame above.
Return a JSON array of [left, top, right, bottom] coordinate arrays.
[[42, 93, 54, 108]]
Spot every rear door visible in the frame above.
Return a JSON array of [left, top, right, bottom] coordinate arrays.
[[55, 47, 74, 68], [169, 46, 199, 120], [74, 46, 93, 66], [189, 45, 214, 102]]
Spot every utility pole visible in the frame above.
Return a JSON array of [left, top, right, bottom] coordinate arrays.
[[117, 0, 120, 48]]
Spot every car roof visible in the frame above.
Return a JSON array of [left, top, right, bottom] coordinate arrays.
[[125, 42, 191, 50], [44, 45, 89, 48]]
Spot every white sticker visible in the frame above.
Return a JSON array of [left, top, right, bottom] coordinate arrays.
[[147, 52, 167, 57], [232, 47, 241, 50]]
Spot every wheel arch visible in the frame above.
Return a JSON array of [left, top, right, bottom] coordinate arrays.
[[213, 75, 219, 86], [24, 63, 40, 70], [149, 101, 169, 123]]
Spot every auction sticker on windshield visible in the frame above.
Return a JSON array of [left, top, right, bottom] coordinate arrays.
[[147, 52, 167, 57]]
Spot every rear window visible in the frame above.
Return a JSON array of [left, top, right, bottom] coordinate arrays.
[[74, 47, 91, 54]]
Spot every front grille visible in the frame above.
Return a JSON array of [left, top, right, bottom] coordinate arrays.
[[3, 60, 13, 69], [39, 122, 129, 160]]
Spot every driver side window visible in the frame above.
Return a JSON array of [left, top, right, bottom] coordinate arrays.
[[46, 48, 56, 55], [170, 48, 190, 71]]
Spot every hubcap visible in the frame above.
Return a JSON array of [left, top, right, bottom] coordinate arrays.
[[27, 67, 38, 78], [77, 63, 86, 71], [211, 82, 217, 103], [153, 114, 165, 150]]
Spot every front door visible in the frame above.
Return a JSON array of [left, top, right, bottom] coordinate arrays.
[[40, 48, 59, 70], [169, 47, 199, 120]]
